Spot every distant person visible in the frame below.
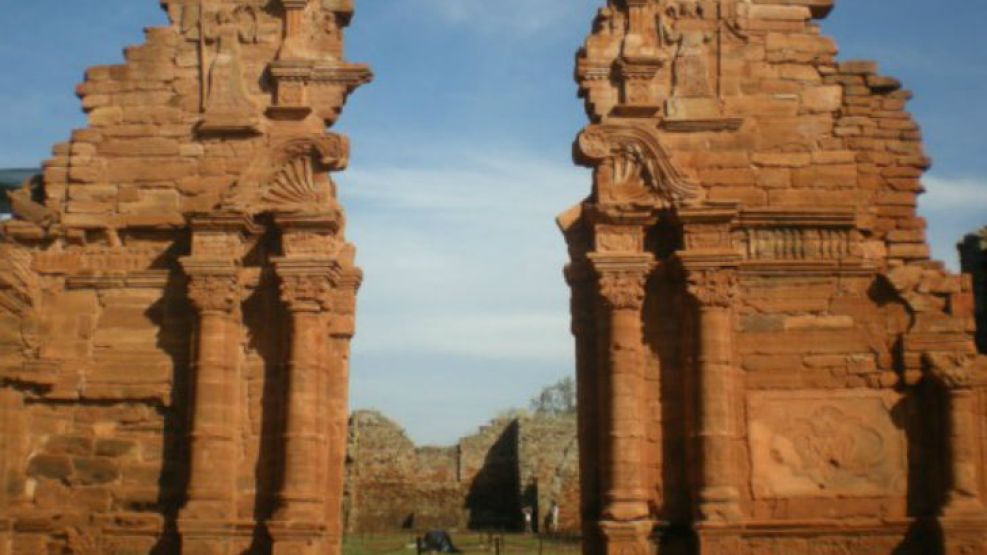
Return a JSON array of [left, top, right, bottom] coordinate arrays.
[[522, 506, 533, 534], [549, 501, 560, 533]]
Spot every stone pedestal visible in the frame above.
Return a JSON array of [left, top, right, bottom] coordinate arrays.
[[600, 520, 653, 555], [268, 523, 327, 555]]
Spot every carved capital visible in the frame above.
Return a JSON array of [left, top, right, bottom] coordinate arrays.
[[686, 269, 737, 309], [274, 257, 339, 313], [182, 257, 240, 314], [598, 271, 648, 311], [187, 274, 239, 314], [279, 273, 333, 313], [924, 351, 978, 390]]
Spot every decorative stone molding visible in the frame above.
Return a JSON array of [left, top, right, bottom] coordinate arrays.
[[222, 135, 350, 215], [576, 124, 697, 209]]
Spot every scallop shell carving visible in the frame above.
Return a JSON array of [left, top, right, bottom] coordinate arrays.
[[262, 157, 321, 208]]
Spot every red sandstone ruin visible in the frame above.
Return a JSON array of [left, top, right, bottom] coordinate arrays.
[[0, 1, 369, 553], [561, 0, 987, 553]]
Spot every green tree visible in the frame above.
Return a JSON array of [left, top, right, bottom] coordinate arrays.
[[529, 376, 576, 415]]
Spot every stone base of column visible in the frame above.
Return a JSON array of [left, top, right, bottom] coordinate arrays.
[[697, 485, 742, 523], [694, 526, 743, 555], [940, 515, 987, 554], [599, 519, 652, 555], [941, 492, 986, 518], [0, 519, 11, 555], [268, 521, 329, 555], [177, 519, 239, 555]]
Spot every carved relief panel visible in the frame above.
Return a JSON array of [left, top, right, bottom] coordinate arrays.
[[747, 390, 907, 499]]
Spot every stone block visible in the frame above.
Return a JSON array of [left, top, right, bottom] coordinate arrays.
[[27, 455, 73, 481]]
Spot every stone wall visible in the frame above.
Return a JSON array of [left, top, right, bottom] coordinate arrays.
[[0, 1, 370, 553], [960, 228, 987, 354], [344, 411, 580, 535], [561, 0, 987, 554]]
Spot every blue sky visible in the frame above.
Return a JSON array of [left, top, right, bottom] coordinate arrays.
[[1, 1, 985, 445]]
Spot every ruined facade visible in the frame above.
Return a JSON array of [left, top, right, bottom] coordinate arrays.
[[0, 1, 369, 553], [560, 1, 987, 554], [959, 228, 987, 354], [344, 411, 580, 535]]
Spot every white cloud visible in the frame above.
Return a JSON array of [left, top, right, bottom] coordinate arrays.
[[916, 174, 987, 272], [920, 175, 987, 212], [340, 146, 587, 366], [356, 311, 574, 362]]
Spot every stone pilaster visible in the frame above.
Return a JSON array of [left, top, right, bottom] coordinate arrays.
[[269, 257, 337, 555], [684, 267, 743, 523], [590, 252, 653, 555], [178, 260, 241, 555], [565, 262, 604, 554], [323, 267, 361, 553]]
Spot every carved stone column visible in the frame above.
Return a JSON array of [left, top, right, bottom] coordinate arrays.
[[925, 352, 986, 517], [591, 253, 653, 555], [178, 260, 241, 554], [270, 257, 336, 554], [685, 268, 743, 523]]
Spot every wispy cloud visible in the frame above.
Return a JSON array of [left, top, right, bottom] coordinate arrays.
[[921, 175, 987, 211], [341, 146, 585, 365], [918, 174, 987, 271]]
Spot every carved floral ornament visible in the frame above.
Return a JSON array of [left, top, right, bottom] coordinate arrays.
[[685, 269, 737, 308], [598, 270, 648, 310], [576, 124, 697, 209]]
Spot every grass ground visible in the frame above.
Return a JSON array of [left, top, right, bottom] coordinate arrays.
[[342, 533, 581, 555]]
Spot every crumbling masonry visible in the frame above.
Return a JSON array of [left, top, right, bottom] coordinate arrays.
[[0, 1, 369, 553], [560, 1, 987, 554]]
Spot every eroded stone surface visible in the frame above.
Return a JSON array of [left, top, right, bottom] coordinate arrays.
[[0, 1, 369, 553], [561, 1, 987, 553]]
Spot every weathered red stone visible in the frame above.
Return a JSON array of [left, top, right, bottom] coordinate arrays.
[[562, 1, 987, 554], [0, 1, 370, 553]]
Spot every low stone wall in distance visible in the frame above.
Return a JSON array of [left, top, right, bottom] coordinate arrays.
[[344, 411, 579, 535]]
